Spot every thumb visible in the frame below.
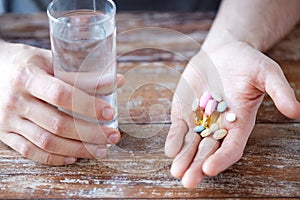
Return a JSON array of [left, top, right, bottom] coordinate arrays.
[[165, 119, 188, 158], [264, 61, 300, 119]]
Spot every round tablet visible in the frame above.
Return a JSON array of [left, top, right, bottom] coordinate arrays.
[[225, 112, 236, 122]]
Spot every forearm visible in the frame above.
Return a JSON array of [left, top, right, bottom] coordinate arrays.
[[202, 0, 300, 52]]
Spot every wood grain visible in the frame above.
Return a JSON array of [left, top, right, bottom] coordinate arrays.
[[0, 12, 299, 199], [0, 124, 299, 198]]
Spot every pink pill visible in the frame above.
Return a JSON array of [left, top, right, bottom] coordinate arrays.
[[205, 99, 217, 115], [199, 91, 212, 110]]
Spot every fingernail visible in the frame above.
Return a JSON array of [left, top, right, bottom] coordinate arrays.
[[65, 157, 76, 164], [108, 132, 120, 144], [96, 147, 107, 159], [102, 107, 114, 120]]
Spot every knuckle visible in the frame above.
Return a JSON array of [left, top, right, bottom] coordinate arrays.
[[36, 132, 52, 150], [50, 116, 66, 135], [4, 96, 32, 123], [11, 65, 30, 89], [4, 94, 18, 110], [48, 84, 69, 106]]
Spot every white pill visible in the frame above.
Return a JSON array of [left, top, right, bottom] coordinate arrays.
[[192, 98, 200, 111], [225, 112, 236, 122], [209, 123, 219, 133], [211, 92, 223, 102]]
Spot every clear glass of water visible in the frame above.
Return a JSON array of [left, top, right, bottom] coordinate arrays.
[[47, 0, 118, 129]]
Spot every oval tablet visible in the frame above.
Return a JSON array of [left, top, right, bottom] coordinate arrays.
[[211, 92, 222, 102], [209, 123, 219, 133], [225, 112, 236, 122], [192, 98, 200, 111], [194, 126, 205, 133], [200, 128, 212, 137], [199, 91, 212, 110], [213, 129, 228, 140], [217, 101, 227, 113]]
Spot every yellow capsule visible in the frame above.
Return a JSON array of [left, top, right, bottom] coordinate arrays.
[[195, 108, 203, 118], [201, 114, 211, 128], [193, 108, 203, 126], [205, 118, 211, 128], [210, 111, 220, 124], [194, 117, 202, 126], [193, 118, 202, 126]]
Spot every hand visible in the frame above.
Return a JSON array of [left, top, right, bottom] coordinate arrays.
[[0, 41, 125, 165], [165, 41, 300, 188]]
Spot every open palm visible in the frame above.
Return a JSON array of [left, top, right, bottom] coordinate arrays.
[[165, 41, 300, 188]]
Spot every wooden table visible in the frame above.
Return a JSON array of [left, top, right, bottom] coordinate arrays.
[[0, 12, 299, 199]]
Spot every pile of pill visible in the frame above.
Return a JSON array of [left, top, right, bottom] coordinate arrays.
[[192, 91, 236, 140]]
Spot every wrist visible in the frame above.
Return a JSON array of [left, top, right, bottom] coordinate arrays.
[[201, 28, 238, 54]]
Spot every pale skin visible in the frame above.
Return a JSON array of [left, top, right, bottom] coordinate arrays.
[[0, 40, 125, 165], [0, 0, 299, 185], [165, 0, 300, 188]]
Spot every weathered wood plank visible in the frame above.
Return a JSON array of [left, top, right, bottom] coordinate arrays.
[[0, 123, 299, 198], [1, 13, 299, 62], [0, 12, 300, 199]]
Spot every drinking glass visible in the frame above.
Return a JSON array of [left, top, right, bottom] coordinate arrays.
[[47, 0, 118, 129]]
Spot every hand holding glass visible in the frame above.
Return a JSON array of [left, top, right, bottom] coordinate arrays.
[[47, 0, 118, 128]]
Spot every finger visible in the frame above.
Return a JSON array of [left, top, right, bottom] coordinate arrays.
[[28, 48, 53, 74], [170, 130, 201, 178], [12, 43, 53, 74], [21, 98, 120, 144], [200, 95, 257, 177], [202, 127, 248, 176], [0, 132, 77, 166], [264, 61, 300, 119], [24, 66, 115, 121], [15, 119, 108, 159], [165, 119, 188, 158], [55, 71, 119, 96], [117, 74, 126, 88], [181, 137, 220, 188], [95, 73, 125, 95]]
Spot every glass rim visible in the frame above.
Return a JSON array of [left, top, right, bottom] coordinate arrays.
[[47, 0, 116, 26]]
